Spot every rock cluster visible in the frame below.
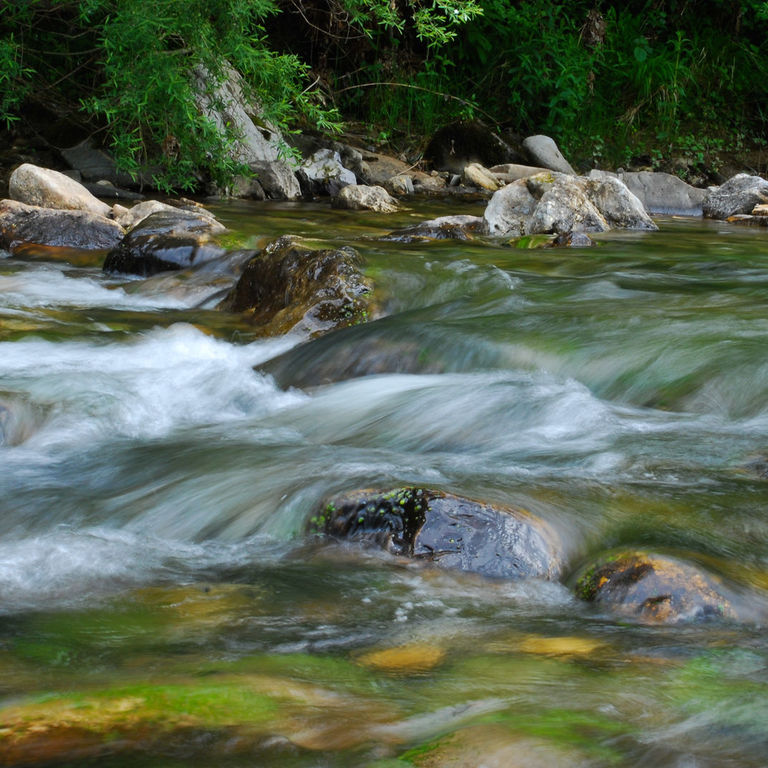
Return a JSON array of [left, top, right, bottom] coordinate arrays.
[[308, 487, 744, 624]]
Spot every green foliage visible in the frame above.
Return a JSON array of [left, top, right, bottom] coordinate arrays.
[[1, 0, 766, 185]]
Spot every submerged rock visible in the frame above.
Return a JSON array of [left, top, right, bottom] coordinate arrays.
[[383, 214, 486, 242], [9, 162, 112, 217], [331, 184, 399, 213], [222, 235, 372, 337], [575, 551, 735, 623], [311, 488, 563, 580], [703, 173, 768, 219], [0, 199, 124, 252], [103, 209, 226, 276]]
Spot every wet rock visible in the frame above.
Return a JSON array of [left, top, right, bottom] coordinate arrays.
[[298, 148, 356, 197], [383, 214, 486, 242], [103, 210, 226, 276], [311, 488, 563, 580], [409, 724, 591, 768], [331, 184, 399, 213], [9, 163, 112, 217], [261, 327, 445, 388], [223, 235, 372, 337], [726, 214, 768, 227], [462, 162, 500, 191], [522, 135, 576, 175], [553, 231, 594, 247], [0, 199, 124, 252], [703, 173, 768, 219], [424, 120, 522, 175], [575, 551, 735, 623]]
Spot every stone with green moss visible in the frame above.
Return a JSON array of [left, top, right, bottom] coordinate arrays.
[[309, 487, 564, 580]]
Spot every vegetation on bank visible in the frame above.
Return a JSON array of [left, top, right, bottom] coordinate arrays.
[[1, 1, 766, 190]]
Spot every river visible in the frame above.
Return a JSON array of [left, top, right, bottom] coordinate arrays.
[[1, 199, 767, 767]]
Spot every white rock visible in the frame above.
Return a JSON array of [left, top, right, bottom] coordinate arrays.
[[331, 184, 400, 213], [9, 163, 112, 217]]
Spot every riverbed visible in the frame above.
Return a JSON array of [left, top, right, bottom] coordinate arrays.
[[1, 200, 767, 767]]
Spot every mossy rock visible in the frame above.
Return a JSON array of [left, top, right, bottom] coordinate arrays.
[[221, 235, 373, 337], [575, 551, 735, 623], [310, 488, 564, 580]]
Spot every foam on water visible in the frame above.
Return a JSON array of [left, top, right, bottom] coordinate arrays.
[[0, 263, 192, 310], [0, 323, 304, 452]]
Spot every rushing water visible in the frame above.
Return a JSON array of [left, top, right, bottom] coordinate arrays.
[[1, 200, 767, 767]]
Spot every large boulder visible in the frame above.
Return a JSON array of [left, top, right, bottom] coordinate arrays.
[[424, 120, 522, 175], [522, 135, 576, 175], [603, 170, 706, 215], [0, 199, 124, 252], [103, 209, 226, 276], [311, 487, 564, 580], [9, 163, 112, 217], [575, 551, 735, 623], [526, 174, 609, 234], [484, 172, 656, 237], [331, 184, 399, 213], [703, 173, 768, 219], [222, 235, 372, 337], [193, 63, 300, 200], [585, 174, 658, 229], [483, 179, 539, 236]]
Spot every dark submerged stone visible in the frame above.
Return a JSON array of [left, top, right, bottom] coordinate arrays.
[[576, 551, 735, 623], [311, 488, 563, 580], [103, 210, 225, 276]]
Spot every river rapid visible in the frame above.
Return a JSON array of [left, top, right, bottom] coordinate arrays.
[[1, 199, 767, 767]]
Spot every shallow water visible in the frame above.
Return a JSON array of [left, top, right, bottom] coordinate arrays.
[[1, 201, 767, 767]]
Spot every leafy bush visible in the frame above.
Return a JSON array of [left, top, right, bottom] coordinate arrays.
[[0, 0, 480, 190]]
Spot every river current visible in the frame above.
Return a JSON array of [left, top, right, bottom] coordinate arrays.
[[1, 200, 767, 766]]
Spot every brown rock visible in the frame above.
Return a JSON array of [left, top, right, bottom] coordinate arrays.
[[576, 551, 735, 623], [0, 199, 124, 252], [223, 235, 372, 337]]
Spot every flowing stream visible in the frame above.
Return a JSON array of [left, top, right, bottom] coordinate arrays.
[[1, 200, 767, 767]]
